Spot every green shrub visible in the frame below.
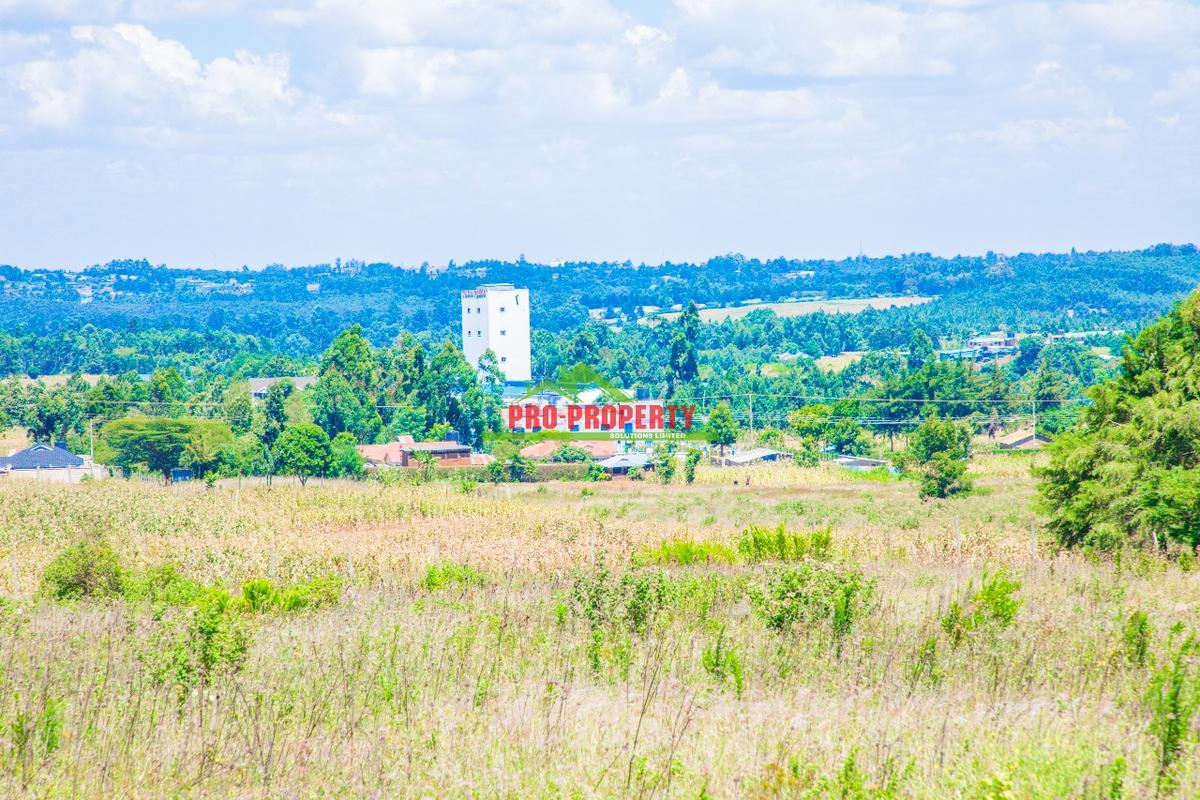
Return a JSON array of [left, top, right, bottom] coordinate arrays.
[[238, 578, 279, 613], [1122, 610, 1151, 667], [507, 454, 535, 482], [701, 625, 744, 697], [584, 462, 611, 482], [906, 636, 942, 688], [421, 562, 489, 592], [550, 443, 592, 463], [277, 576, 343, 611], [8, 694, 64, 782], [39, 540, 124, 601], [941, 569, 1022, 646], [186, 587, 250, 686], [1147, 631, 1200, 794], [684, 449, 702, 484], [619, 570, 670, 633], [570, 564, 673, 634], [919, 452, 972, 500], [633, 539, 737, 567], [122, 563, 202, 606], [749, 562, 875, 638], [737, 524, 833, 562]]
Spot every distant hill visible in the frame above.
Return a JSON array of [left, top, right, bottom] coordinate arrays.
[[1, 246, 1198, 358]]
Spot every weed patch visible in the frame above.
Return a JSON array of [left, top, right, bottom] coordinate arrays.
[[632, 538, 737, 567], [738, 524, 833, 562], [421, 562, 490, 592], [749, 561, 875, 639]]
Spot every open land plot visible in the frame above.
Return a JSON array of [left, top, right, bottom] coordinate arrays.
[[652, 296, 934, 324], [0, 454, 1197, 797], [814, 351, 867, 371]]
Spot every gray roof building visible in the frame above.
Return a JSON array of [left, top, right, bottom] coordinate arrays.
[[0, 443, 85, 471]]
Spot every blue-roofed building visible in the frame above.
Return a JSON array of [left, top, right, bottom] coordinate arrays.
[[597, 453, 651, 476], [0, 443, 104, 482]]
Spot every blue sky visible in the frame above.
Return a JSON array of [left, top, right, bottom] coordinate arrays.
[[1, 0, 1198, 269]]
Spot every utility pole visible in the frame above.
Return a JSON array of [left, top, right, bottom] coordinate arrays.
[[748, 392, 754, 435], [89, 418, 95, 479]]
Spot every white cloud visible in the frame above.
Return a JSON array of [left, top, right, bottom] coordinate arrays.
[[286, 0, 626, 47], [2, 0, 1199, 267], [675, 0, 975, 78], [16, 23, 301, 127], [1153, 66, 1200, 106]]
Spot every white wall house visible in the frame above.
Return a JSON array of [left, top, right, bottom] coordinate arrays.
[[461, 283, 531, 382]]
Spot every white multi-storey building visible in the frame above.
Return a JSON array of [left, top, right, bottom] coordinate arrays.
[[461, 283, 531, 382]]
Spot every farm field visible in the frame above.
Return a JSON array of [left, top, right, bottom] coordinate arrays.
[[652, 296, 934, 324], [1, 455, 1197, 797], [814, 351, 868, 372]]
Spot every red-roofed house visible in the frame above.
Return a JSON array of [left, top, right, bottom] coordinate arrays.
[[519, 439, 621, 460], [358, 434, 491, 468]]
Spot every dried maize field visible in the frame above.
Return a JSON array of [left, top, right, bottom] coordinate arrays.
[[1, 455, 1199, 798]]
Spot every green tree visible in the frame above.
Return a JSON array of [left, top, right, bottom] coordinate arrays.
[[669, 329, 698, 384], [550, 443, 592, 463], [508, 454, 535, 482], [919, 452, 972, 499], [705, 401, 739, 456], [320, 324, 377, 390], [223, 389, 254, 435], [148, 367, 188, 415], [329, 431, 365, 479], [684, 448, 702, 484], [260, 379, 293, 451], [181, 421, 234, 478], [907, 329, 936, 371], [274, 424, 332, 486], [653, 447, 677, 484], [411, 450, 438, 483], [825, 419, 870, 456], [312, 372, 382, 443], [1038, 288, 1200, 550], [908, 413, 970, 464], [101, 418, 232, 481]]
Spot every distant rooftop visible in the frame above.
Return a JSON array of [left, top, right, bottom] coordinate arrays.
[[0, 443, 84, 470]]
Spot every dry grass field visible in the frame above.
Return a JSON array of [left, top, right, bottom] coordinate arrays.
[[1, 454, 1198, 798], [652, 297, 934, 324], [814, 352, 867, 372]]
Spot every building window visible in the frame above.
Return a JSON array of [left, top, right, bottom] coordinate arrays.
[[500, 330, 507, 336], [476, 330, 481, 336], [499, 306, 506, 312], [501, 356, 507, 362]]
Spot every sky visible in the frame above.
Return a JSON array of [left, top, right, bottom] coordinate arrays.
[[1, 0, 1198, 270]]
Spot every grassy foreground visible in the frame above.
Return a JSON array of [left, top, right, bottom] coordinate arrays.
[[1, 456, 1198, 798]]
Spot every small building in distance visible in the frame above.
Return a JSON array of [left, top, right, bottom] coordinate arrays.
[[0, 442, 107, 483], [939, 347, 981, 362], [519, 439, 621, 460], [248, 376, 318, 401], [357, 434, 490, 468], [597, 453, 651, 477], [830, 454, 891, 472], [717, 448, 792, 467], [997, 429, 1051, 451]]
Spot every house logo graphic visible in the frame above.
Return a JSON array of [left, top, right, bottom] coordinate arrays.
[[516, 363, 631, 403]]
